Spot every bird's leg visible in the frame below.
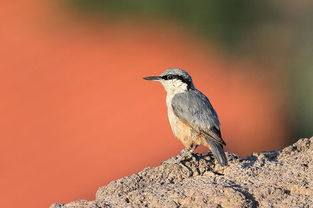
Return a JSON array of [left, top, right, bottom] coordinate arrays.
[[189, 144, 199, 164], [189, 144, 197, 153], [163, 148, 191, 164], [163, 145, 198, 164], [186, 144, 197, 155], [179, 148, 189, 156], [176, 144, 198, 161], [185, 144, 198, 163], [181, 144, 197, 154]]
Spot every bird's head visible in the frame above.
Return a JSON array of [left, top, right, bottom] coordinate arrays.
[[144, 68, 194, 94]]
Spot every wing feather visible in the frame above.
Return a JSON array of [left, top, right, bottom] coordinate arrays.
[[171, 91, 226, 145]]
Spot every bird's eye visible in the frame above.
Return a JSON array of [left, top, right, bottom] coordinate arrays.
[[167, 75, 173, 79]]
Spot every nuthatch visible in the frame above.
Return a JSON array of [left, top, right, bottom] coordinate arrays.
[[144, 68, 227, 166]]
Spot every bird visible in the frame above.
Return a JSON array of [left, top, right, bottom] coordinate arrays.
[[143, 68, 228, 166]]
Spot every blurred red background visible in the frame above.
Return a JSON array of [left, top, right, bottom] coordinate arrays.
[[0, 1, 287, 207]]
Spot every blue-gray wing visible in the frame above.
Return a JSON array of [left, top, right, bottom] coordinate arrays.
[[171, 91, 225, 145]]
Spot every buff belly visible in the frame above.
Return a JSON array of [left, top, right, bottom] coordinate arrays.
[[167, 110, 205, 149]]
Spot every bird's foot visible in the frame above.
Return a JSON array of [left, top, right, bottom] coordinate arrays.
[[180, 149, 194, 159], [162, 157, 181, 164], [179, 149, 190, 156], [163, 148, 195, 165]]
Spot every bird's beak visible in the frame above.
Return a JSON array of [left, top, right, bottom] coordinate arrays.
[[143, 76, 162, 81]]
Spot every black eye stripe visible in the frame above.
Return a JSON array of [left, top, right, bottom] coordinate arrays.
[[162, 74, 184, 81], [162, 74, 192, 90]]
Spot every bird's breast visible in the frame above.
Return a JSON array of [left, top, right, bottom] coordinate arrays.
[[166, 94, 199, 147], [167, 107, 203, 148], [168, 109, 190, 138]]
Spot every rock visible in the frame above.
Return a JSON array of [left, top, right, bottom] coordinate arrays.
[[50, 137, 313, 208]]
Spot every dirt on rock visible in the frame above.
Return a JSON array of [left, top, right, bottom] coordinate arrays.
[[51, 137, 313, 208]]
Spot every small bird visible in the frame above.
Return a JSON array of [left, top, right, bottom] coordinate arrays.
[[144, 68, 227, 166]]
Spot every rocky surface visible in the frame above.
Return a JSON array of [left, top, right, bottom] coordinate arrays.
[[51, 137, 313, 208]]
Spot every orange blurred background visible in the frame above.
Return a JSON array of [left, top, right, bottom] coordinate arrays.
[[0, 0, 302, 207]]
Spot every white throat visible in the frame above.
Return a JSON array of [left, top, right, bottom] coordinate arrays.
[[160, 79, 190, 109], [161, 79, 189, 96]]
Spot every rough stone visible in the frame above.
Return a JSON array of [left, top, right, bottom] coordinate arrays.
[[50, 137, 313, 208]]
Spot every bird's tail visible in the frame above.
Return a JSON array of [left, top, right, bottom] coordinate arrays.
[[205, 136, 228, 166]]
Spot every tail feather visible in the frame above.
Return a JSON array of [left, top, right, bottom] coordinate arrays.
[[205, 136, 228, 166]]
